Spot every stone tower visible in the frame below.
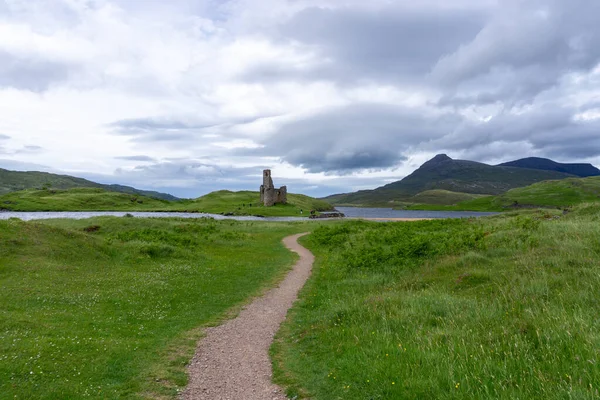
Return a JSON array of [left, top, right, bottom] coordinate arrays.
[[260, 169, 287, 206]]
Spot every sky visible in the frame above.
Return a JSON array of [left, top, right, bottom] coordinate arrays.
[[1, 0, 600, 198]]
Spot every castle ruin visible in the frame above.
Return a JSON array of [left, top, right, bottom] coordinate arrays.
[[260, 169, 287, 206]]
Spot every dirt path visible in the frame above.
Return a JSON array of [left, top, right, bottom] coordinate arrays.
[[181, 233, 314, 400]]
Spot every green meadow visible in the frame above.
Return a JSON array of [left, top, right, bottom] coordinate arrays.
[[273, 204, 600, 399], [3, 202, 600, 399], [0, 216, 309, 399], [0, 188, 333, 216]]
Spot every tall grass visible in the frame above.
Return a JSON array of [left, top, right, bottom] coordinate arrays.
[[409, 176, 600, 211], [0, 216, 308, 399], [273, 205, 600, 399]]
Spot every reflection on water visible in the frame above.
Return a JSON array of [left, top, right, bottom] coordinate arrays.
[[0, 208, 497, 222]]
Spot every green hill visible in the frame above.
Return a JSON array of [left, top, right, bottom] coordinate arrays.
[[182, 190, 334, 216], [410, 176, 600, 211], [0, 168, 178, 200], [0, 188, 333, 216], [325, 154, 575, 206], [498, 157, 600, 177], [0, 187, 174, 211]]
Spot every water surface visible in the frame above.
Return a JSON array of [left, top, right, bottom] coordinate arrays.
[[0, 209, 497, 221], [0, 211, 307, 222]]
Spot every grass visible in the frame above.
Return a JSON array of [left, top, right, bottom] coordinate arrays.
[[408, 176, 600, 212], [408, 190, 488, 206], [0, 216, 310, 399], [0, 188, 333, 216], [272, 204, 600, 399], [179, 190, 333, 216], [0, 168, 177, 200], [406, 196, 500, 211], [0, 187, 174, 211]]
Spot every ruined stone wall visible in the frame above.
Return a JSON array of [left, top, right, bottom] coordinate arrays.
[[275, 186, 287, 204], [260, 170, 287, 206], [263, 169, 274, 188]]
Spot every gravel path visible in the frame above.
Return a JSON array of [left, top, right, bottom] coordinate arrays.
[[181, 233, 314, 400]]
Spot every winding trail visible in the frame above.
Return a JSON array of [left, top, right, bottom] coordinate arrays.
[[181, 233, 314, 400]]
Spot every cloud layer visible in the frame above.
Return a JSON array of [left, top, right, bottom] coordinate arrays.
[[1, 0, 599, 197]]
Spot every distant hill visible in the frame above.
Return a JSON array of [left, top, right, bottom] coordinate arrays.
[[0, 168, 178, 201], [0, 187, 174, 211], [498, 157, 600, 177], [0, 188, 333, 216], [409, 176, 600, 211], [325, 154, 575, 206]]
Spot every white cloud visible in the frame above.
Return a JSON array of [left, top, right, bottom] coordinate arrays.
[[0, 0, 599, 197]]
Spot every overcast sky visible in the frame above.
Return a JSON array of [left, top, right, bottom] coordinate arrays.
[[1, 0, 600, 198]]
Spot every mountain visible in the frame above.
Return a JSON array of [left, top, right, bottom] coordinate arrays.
[[0, 168, 179, 200], [325, 154, 576, 206], [498, 157, 600, 177]]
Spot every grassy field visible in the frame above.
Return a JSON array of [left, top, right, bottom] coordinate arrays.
[[273, 205, 600, 399], [0, 216, 310, 399], [0, 188, 333, 216], [408, 176, 600, 212]]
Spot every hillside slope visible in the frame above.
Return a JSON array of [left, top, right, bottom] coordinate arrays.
[[0, 188, 174, 211], [409, 176, 600, 211], [325, 154, 574, 205], [0, 188, 333, 216], [498, 157, 600, 177], [182, 190, 334, 216], [408, 189, 488, 205], [0, 168, 178, 200]]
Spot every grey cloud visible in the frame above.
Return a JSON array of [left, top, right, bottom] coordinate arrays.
[[432, 0, 600, 103], [108, 117, 218, 143], [0, 134, 10, 140], [244, 5, 485, 84], [0, 159, 53, 171], [245, 104, 461, 173], [110, 118, 217, 134], [108, 114, 274, 143], [0, 51, 73, 91], [14, 145, 44, 154], [1, 145, 44, 155], [115, 155, 157, 162], [436, 65, 563, 107], [110, 160, 273, 197], [252, 100, 600, 175], [427, 104, 600, 160]]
